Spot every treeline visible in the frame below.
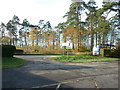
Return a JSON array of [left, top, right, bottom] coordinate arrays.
[[0, 18, 59, 48], [56, 1, 120, 51], [0, 0, 120, 51]]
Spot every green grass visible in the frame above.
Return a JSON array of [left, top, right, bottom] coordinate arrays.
[[0, 57, 27, 69], [51, 56, 119, 63], [15, 53, 64, 55]]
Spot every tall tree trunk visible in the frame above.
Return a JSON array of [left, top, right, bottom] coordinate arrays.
[[95, 32, 97, 46], [9, 39, 12, 45], [72, 42, 75, 50], [77, 8, 82, 52], [12, 38, 15, 45], [90, 20, 94, 51], [53, 38, 55, 49], [102, 34, 105, 47], [91, 33, 94, 51], [24, 37, 27, 46], [71, 35, 75, 50], [32, 39, 34, 46], [59, 33, 60, 47], [9, 33, 12, 45], [36, 35, 39, 46], [98, 34, 101, 45]]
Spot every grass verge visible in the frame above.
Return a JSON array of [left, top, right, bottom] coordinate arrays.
[[14, 54, 63, 55], [0, 57, 27, 69], [51, 56, 119, 63]]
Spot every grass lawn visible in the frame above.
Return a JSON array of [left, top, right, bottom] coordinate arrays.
[[0, 57, 27, 69], [51, 56, 119, 63]]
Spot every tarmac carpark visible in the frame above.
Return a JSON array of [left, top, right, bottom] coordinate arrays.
[[2, 55, 119, 89]]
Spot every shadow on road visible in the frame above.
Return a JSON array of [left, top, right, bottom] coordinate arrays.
[[2, 55, 94, 89], [20, 60, 94, 71], [2, 68, 72, 88]]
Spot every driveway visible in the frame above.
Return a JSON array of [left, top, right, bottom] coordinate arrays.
[[2, 55, 119, 89]]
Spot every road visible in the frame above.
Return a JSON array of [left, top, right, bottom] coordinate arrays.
[[2, 55, 119, 89]]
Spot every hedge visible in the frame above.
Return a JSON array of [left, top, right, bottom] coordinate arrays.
[[111, 49, 120, 58], [100, 48, 120, 58], [15, 49, 24, 54], [2, 45, 16, 57]]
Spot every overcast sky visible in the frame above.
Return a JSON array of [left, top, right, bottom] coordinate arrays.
[[0, 0, 103, 27]]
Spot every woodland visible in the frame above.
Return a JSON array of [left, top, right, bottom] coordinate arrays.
[[0, 1, 119, 53]]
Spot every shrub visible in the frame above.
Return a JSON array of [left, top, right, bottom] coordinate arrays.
[[78, 46, 87, 52], [100, 48, 111, 57], [16, 46, 64, 54], [2, 45, 16, 57], [73, 52, 92, 56], [100, 48, 120, 58], [111, 49, 120, 58], [15, 49, 24, 54]]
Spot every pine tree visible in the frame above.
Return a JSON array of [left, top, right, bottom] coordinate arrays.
[[21, 19, 30, 46], [63, 1, 86, 51], [85, 0, 98, 50]]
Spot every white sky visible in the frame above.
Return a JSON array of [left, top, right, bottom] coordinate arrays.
[[0, 0, 103, 27]]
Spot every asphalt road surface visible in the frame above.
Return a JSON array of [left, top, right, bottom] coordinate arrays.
[[2, 55, 119, 89]]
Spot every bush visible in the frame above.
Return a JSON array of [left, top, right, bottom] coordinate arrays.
[[15, 49, 24, 54], [78, 46, 87, 52], [2, 45, 16, 57], [111, 49, 120, 58], [100, 48, 111, 57], [73, 51, 92, 56], [100, 48, 120, 58], [16, 46, 64, 54]]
